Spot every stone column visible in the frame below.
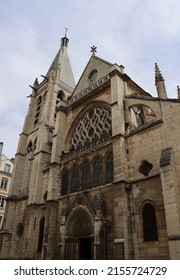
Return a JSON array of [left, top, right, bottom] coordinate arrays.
[[94, 218, 104, 259], [45, 200, 58, 259]]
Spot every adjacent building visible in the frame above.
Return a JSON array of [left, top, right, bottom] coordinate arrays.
[[0, 35, 180, 259], [0, 148, 14, 230]]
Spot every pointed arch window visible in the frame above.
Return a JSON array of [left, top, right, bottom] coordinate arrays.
[[82, 161, 91, 190], [94, 156, 103, 187], [106, 152, 114, 183], [142, 203, 158, 241], [71, 165, 79, 193], [37, 217, 45, 252], [61, 169, 69, 196]]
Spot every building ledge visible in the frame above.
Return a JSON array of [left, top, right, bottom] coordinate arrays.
[[126, 119, 163, 137]]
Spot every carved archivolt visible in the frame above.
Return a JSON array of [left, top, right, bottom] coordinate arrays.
[[70, 107, 112, 151], [66, 206, 93, 238]]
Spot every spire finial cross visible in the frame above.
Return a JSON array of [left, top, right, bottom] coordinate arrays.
[[91, 45, 97, 55], [65, 27, 68, 37]]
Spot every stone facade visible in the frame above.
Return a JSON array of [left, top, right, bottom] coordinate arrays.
[[0, 36, 180, 259]]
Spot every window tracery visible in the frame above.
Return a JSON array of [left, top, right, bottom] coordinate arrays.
[[127, 105, 157, 133], [60, 151, 114, 195], [70, 107, 112, 152], [27, 138, 37, 155]]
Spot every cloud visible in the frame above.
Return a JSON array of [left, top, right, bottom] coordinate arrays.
[[0, 0, 180, 158]]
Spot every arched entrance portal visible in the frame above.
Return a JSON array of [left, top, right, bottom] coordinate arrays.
[[65, 207, 93, 259]]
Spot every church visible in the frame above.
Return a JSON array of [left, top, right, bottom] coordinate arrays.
[[1, 34, 180, 260]]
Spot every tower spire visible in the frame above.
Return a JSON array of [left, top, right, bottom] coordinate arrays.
[[155, 63, 167, 99], [45, 32, 76, 93]]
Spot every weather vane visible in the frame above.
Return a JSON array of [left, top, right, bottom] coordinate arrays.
[[91, 45, 97, 55], [65, 27, 68, 37]]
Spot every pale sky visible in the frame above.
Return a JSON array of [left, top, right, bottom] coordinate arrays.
[[0, 0, 180, 158]]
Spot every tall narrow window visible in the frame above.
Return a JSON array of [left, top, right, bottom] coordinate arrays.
[[0, 196, 5, 208], [82, 161, 91, 190], [0, 178, 8, 190], [94, 156, 103, 187], [106, 152, 113, 183], [71, 165, 79, 193], [37, 217, 45, 252], [142, 203, 158, 241], [61, 170, 69, 196], [34, 96, 42, 126]]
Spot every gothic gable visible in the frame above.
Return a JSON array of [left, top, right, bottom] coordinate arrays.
[[72, 55, 112, 97]]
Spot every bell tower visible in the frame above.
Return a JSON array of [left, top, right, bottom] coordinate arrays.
[[10, 34, 75, 202], [0, 34, 75, 259]]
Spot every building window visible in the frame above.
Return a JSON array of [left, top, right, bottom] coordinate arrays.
[[94, 156, 103, 187], [71, 165, 79, 193], [142, 203, 158, 241], [34, 96, 42, 126], [82, 161, 91, 190], [0, 177, 8, 190], [106, 152, 114, 183], [88, 69, 98, 81], [70, 107, 112, 152], [37, 217, 45, 252], [0, 215, 3, 230], [54, 91, 65, 122], [4, 164, 10, 173], [61, 170, 69, 196], [0, 196, 5, 208]]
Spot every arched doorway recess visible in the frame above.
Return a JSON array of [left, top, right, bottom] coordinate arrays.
[[65, 207, 93, 259]]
